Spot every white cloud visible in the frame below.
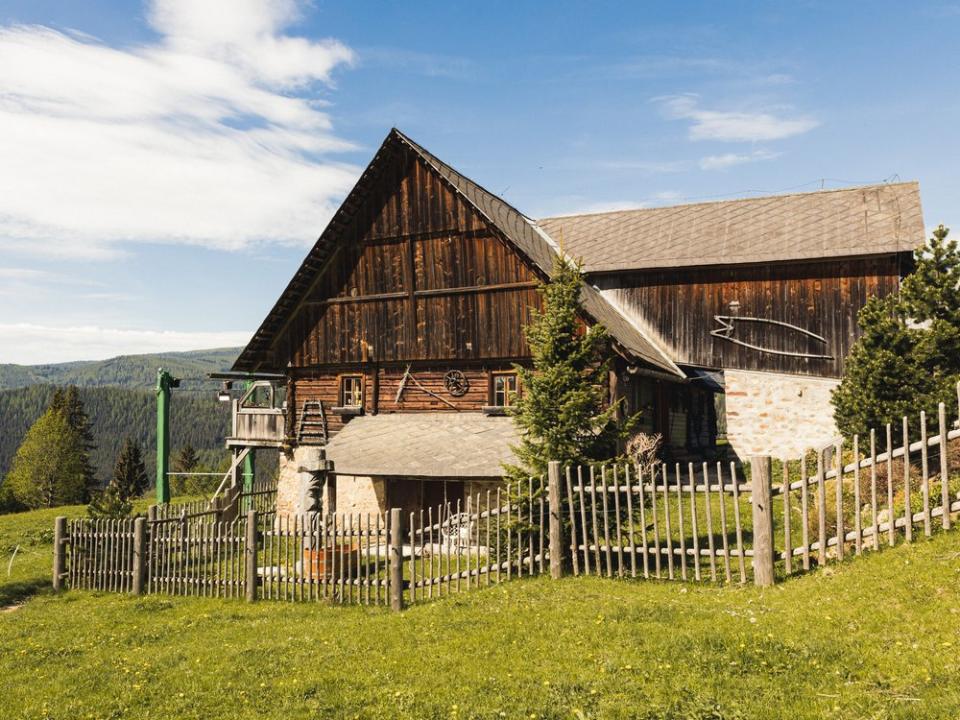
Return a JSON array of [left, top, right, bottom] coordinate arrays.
[[656, 94, 818, 142], [699, 149, 781, 170], [0, 323, 251, 364], [0, 1, 359, 259]]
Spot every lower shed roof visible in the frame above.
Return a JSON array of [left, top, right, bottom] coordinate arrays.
[[323, 413, 518, 479]]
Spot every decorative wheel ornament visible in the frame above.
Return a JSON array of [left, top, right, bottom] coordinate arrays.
[[443, 369, 469, 397]]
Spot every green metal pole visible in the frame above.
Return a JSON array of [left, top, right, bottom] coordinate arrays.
[[242, 381, 256, 496], [155, 368, 180, 504]]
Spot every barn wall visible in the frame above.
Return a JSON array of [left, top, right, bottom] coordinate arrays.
[[278, 148, 542, 368], [289, 363, 522, 440], [594, 256, 903, 378]]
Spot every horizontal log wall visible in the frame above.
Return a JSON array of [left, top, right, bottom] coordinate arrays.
[[594, 256, 904, 377], [290, 363, 522, 437]]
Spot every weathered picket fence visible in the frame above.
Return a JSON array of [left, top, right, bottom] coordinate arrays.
[[407, 482, 547, 602], [564, 461, 754, 584], [52, 482, 544, 609], [149, 478, 278, 523], [774, 400, 960, 577], [52, 387, 960, 606]]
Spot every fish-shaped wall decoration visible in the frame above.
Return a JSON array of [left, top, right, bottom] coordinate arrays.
[[711, 315, 832, 360]]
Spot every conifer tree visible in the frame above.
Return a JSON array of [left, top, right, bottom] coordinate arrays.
[[50, 385, 98, 499], [5, 408, 87, 509], [833, 225, 960, 437], [88, 437, 148, 518], [504, 254, 633, 489], [173, 444, 199, 474]]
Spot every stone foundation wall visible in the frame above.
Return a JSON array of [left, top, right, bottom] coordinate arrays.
[[724, 369, 839, 459], [276, 446, 326, 518], [335, 475, 388, 517]]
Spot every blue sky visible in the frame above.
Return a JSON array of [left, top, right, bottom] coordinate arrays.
[[0, 0, 957, 363]]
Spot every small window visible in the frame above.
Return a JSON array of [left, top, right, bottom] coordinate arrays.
[[339, 375, 363, 408], [492, 373, 519, 407]]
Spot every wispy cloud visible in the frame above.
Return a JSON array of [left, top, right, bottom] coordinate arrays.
[[699, 149, 781, 170], [0, 0, 359, 260], [0, 323, 252, 364], [655, 94, 819, 142]]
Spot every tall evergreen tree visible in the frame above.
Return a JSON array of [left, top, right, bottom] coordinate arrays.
[[50, 385, 98, 499], [5, 408, 87, 509], [173, 444, 200, 474], [833, 225, 960, 437], [504, 254, 633, 489], [88, 437, 148, 518]]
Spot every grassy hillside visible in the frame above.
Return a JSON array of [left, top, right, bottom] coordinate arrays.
[[0, 347, 241, 392], [0, 384, 233, 487], [2, 506, 959, 719]]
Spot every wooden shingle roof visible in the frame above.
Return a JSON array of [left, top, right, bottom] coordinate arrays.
[[538, 182, 924, 273]]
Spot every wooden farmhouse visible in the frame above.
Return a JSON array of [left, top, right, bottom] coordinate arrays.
[[226, 128, 925, 520]]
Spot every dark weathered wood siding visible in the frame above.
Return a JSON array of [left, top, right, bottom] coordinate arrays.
[[593, 256, 904, 378], [276, 148, 541, 368], [291, 363, 520, 436]]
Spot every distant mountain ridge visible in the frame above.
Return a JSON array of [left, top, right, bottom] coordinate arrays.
[[0, 347, 242, 392]]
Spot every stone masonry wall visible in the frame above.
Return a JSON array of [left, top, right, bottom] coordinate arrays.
[[276, 446, 325, 519], [724, 369, 839, 459]]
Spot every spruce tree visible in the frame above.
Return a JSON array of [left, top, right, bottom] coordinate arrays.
[[173, 444, 199, 474], [833, 225, 960, 437], [5, 408, 87, 509], [504, 254, 633, 489], [50, 385, 98, 499], [88, 437, 148, 518]]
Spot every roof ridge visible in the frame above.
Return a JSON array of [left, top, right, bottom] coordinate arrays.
[[538, 180, 920, 223]]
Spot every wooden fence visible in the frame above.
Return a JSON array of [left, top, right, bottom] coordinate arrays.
[[564, 462, 754, 584], [407, 481, 546, 602], [773, 400, 960, 577], [52, 482, 545, 609], [149, 478, 278, 524], [52, 386, 960, 605]]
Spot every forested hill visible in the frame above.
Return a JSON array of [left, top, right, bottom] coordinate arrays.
[[0, 384, 232, 486], [0, 347, 242, 392]]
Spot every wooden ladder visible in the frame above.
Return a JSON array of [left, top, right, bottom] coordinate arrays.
[[297, 400, 328, 444]]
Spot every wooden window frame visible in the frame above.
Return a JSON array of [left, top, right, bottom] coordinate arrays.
[[337, 373, 364, 409], [490, 371, 520, 408]]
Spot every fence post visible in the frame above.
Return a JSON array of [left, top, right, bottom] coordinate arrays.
[[547, 461, 565, 580], [389, 508, 404, 612], [245, 510, 258, 603], [132, 517, 147, 595], [147, 504, 157, 523], [750, 455, 775, 587], [52, 516, 67, 592]]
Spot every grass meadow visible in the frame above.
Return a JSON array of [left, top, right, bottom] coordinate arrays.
[[2, 502, 960, 719]]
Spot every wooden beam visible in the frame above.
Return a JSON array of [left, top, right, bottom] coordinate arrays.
[[304, 280, 539, 306]]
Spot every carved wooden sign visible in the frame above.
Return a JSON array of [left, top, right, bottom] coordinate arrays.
[[711, 315, 832, 360]]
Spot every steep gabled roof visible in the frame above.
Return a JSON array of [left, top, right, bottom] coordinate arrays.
[[395, 130, 681, 375], [538, 182, 924, 273], [233, 128, 682, 376]]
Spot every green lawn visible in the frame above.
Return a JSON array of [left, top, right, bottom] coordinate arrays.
[[2, 505, 960, 719]]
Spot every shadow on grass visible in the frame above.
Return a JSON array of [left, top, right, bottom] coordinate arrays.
[[0, 577, 49, 608]]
